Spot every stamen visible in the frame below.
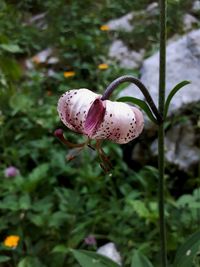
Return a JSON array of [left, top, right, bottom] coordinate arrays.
[[66, 147, 84, 161], [96, 140, 113, 172], [54, 128, 86, 148]]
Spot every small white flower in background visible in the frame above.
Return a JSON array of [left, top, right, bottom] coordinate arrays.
[[97, 242, 122, 266]]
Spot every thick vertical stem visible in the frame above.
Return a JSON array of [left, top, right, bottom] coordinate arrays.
[[158, 124, 167, 267], [158, 0, 167, 266]]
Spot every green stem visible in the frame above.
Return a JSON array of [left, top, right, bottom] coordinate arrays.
[[158, 0, 167, 266], [158, 124, 167, 267]]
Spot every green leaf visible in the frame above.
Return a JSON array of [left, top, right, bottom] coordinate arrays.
[[9, 93, 33, 114], [131, 250, 154, 267], [23, 164, 49, 192], [71, 249, 120, 267], [17, 257, 45, 267], [174, 231, 200, 267], [164, 81, 190, 118], [0, 56, 22, 80], [128, 200, 150, 218], [117, 96, 157, 124], [0, 44, 22, 53], [49, 211, 69, 228], [51, 244, 69, 254], [18, 194, 31, 210], [0, 256, 11, 263]]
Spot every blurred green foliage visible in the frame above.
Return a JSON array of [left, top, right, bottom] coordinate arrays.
[[0, 0, 199, 266]]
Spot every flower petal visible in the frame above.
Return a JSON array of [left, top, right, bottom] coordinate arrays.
[[131, 107, 144, 137], [58, 89, 144, 144], [57, 89, 100, 134], [84, 98, 106, 137], [91, 101, 143, 144]]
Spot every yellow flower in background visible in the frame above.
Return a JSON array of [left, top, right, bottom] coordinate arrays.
[[100, 25, 110, 31], [64, 71, 76, 78], [3, 235, 20, 248], [98, 63, 109, 70]]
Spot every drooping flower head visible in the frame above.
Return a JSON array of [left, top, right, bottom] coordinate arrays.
[[57, 89, 144, 144], [56, 88, 144, 171]]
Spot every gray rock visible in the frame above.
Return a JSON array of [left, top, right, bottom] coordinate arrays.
[[183, 14, 199, 31], [107, 12, 134, 32], [146, 2, 158, 16], [120, 29, 200, 114], [107, 3, 159, 32], [150, 121, 200, 170], [109, 40, 144, 69], [97, 243, 122, 266], [32, 48, 53, 64], [27, 13, 47, 30], [192, 0, 200, 12]]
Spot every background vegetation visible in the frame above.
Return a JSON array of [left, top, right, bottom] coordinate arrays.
[[0, 0, 199, 266]]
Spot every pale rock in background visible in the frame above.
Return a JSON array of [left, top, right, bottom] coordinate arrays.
[[32, 48, 53, 64], [107, 2, 159, 32], [107, 12, 134, 32], [27, 12, 47, 30], [146, 2, 158, 15], [120, 29, 200, 114], [192, 0, 200, 12], [150, 121, 200, 170], [183, 14, 199, 31], [109, 40, 144, 69], [97, 243, 122, 266]]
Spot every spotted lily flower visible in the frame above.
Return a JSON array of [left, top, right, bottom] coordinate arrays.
[[56, 88, 144, 171], [57, 89, 144, 144]]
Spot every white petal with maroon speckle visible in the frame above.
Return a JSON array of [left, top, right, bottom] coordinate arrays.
[[92, 100, 144, 144], [57, 89, 100, 134], [58, 88, 144, 144]]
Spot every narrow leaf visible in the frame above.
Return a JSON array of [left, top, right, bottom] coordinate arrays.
[[82, 251, 120, 267], [117, 96, 157, 124], [71, 249, 120, 267], [164, 81, 190, 118], [51, 244, 69, 254], [131, 250, 154, 267], [0, 256, 11, 263], [17, 256, 45, 267], [174, 231, 200, 267]]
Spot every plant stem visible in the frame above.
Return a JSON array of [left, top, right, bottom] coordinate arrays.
[[158, 0, 167, 266]]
